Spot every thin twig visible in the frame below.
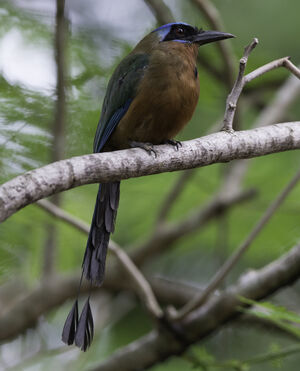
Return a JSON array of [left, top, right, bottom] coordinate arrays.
[[222, 38, 300, 132], [253, 74, 300, 128], [219, 72, 300, 202], [155, 169, 195, 226], [244, 57, 300, 84], [37, 199, 90, 234], [222, 38, 259, 131], [133, 188, 257, 266], [37, 190, 253, 315], [37, 194, 246, 322], [172, 166, 300, 321], [109, 242, 163, 319], [284, 59, 300, 79], [36, 200, 163, 320]]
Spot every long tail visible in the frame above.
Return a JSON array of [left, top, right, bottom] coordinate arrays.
[[82, 181, 120, 285]]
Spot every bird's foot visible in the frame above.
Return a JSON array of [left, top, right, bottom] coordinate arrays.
[[163, 139, 182, 151], [129, 141, 157, 157]]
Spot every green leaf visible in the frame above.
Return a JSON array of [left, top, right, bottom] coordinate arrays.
[[238, 297, 300, 338]]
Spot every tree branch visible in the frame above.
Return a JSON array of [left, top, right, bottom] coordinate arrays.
[[222, 38, 259, 131], [1, 122, 300, 223], [37, 199, 90, 234], [155, 169, 195, 226], [0, 189, 253, 342], [90, 243, 300, 371], [172, 166, 300, 320], [1, 196, 297, 343], [245, 58, 300, 84], [108, 242, 163, 319], [219, 72, 300, 200], [222, 39, 300, 131], [37, 200, 163, 320], [43, 0, 68, 279], [253, 74, 300, 128], [132, 187, 256, 265]]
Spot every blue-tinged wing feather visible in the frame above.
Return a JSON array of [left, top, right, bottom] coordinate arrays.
[[93, 53, 149, 153], [94, 99, 132, 152]]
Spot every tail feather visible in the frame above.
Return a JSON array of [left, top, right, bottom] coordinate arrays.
[[109, 182, 120, 210], [105, 204, 115, 233], [82, 181, 120, 285]]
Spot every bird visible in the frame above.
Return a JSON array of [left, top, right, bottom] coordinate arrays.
[[62, 22, 234, 351]]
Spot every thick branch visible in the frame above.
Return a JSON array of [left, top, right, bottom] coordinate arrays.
[[1, 122, 300, 223], [0, 197, 297, 342], [0, 271, 196, 341], [91, 244, 300, 371]]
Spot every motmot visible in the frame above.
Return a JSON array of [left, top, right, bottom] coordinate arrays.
[[62, 22, 234, 351]]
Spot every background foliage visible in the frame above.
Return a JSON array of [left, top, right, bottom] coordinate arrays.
[[0, 0, 299, 370]]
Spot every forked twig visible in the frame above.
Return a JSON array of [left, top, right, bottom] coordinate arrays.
[[222, 38, 259, 131], [222, 38, 300, 132]]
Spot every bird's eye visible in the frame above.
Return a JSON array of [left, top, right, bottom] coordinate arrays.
[[176, 27, 184, 36]]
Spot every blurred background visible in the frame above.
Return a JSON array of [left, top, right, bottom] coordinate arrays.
[[0, 0, 300, 370]]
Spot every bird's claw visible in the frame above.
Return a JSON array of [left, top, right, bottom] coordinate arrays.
[[163, 139, 182, 151], [129, 141, 157, 157]]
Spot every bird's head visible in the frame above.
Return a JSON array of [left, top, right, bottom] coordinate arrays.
[[153, 22, 234, 46], [134, 22, 234, 53]]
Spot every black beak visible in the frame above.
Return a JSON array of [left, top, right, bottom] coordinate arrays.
[[189, 30, 235, 45]]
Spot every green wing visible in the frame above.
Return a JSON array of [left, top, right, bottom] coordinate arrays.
[[94, 52, 149, 152]]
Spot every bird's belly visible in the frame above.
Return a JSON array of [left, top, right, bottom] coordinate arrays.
[[109, 74, 199, 149]]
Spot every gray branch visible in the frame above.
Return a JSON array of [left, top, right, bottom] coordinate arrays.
[[1, 122, 300, 223], [173, 166, 300, 320], [91, 243, 300, 371]]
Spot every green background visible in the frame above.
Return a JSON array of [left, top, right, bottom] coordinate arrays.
[[0, 0, 299, 370]]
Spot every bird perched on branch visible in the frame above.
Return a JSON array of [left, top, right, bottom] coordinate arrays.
[[62, 22, 234, 351]]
